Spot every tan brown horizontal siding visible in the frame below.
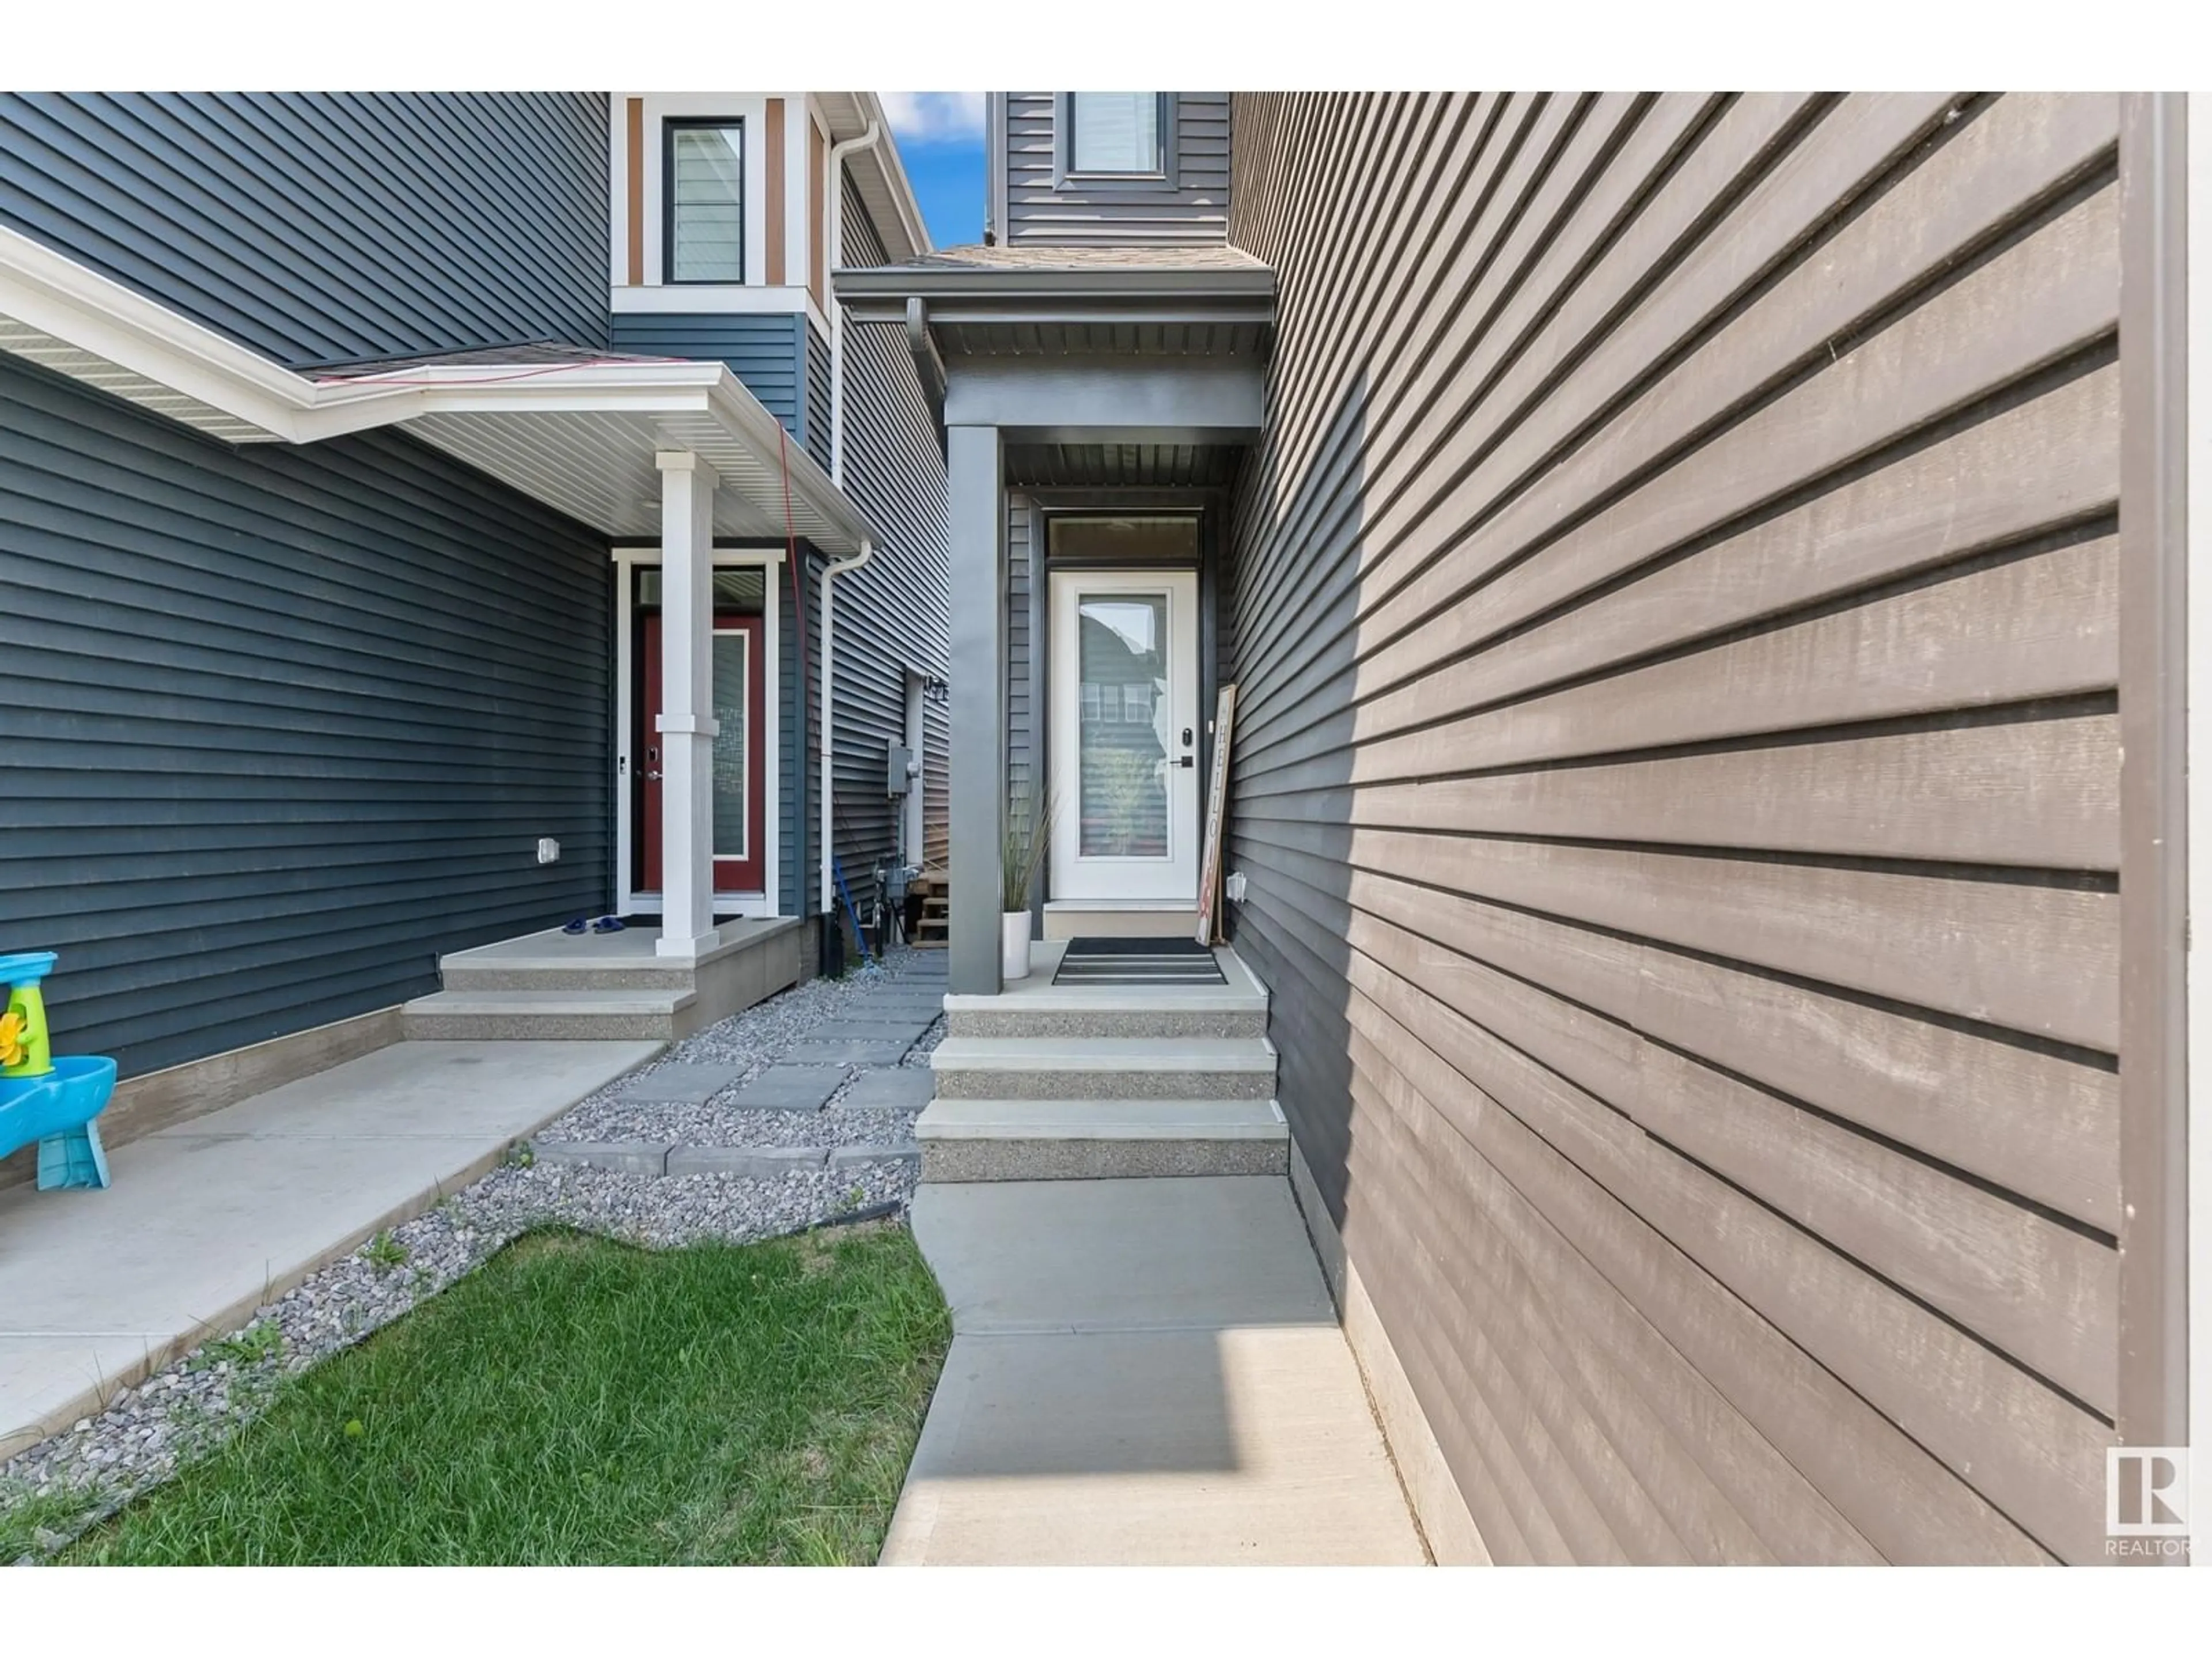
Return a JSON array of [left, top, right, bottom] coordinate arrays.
[[1225, 90, 2121, 1563]]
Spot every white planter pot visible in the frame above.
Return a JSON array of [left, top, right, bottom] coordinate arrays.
[[1001, 910, 1034, 981]]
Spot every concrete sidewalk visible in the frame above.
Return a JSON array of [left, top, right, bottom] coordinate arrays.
[[881, 1177, 1428, 1565], [0, 1038, 657, 1459]]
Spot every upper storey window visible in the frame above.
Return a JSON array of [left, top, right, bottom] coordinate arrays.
[[1067, 93, 1164, 175], [666, 119, 745, 283]]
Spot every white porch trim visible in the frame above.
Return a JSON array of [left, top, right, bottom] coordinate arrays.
[[654, 452, 721, 960], [0, 223, 874, 555]]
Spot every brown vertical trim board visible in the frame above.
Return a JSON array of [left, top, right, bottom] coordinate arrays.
[[765, 97, 787, 286], [624, 97, 645, 286], [809, 115, 828, 311], [2116, 93, 2192, 1471]]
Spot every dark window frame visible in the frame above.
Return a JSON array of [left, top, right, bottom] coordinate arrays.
[[663, 116, 747, 286], [1054, 93, 1179, 190]]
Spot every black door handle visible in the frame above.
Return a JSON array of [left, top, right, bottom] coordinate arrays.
[[1178, 756, 1195, 768]]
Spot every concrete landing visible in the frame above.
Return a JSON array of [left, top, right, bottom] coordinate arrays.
[[0, 1038, 659, 1460], [881, 1177, 1427, 1566]]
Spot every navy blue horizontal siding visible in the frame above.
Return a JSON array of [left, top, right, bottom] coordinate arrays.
[[0, 93, 610, 366], [0, 354, 612, 1077], [804, 319, 834, 469], [829, 176, 950, 903], [610, 312, 808, 440]]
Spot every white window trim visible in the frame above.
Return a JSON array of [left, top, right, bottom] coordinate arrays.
[[613, 546, 783, 920]]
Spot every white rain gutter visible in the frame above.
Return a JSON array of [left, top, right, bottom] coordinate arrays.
[[819, 118, 884, 921]]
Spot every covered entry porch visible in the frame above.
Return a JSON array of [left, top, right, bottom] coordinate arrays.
[[838, 248, 1277, 994]]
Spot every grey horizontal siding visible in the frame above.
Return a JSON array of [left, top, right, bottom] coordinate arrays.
[[0, 93, 609, 366], [1004, 92, 1231, 245], [609, 312, 808, 438], [1225, 91, 2120, 1564], [828, 175, 950, 916], [0, 352, 612, 1078]]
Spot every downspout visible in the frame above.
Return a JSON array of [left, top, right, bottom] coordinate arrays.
[[820, 117, 883, 922], [819, 534, 872, 919], [825, 118, 880, 486]]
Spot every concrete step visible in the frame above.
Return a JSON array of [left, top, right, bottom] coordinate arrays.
[[945, 993, 1266, 1042], [438, 960, 696, 993], [929, 1036, 1277, 1102], [401, 988, 694, 1043], [918, 1097, 1288, 1181]]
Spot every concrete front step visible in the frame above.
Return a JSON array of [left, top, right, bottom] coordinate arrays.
[[929, 1036, 1277, 1101], [402, 988, 694, 1043], [944, 996, 1267, 1042], [918, 1098, 1288, 1181], [438, 961, 698, 993]]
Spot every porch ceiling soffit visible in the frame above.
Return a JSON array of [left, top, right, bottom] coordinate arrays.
[[0, 225, 872, 554]]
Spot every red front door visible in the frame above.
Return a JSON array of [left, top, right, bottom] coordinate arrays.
[[639, 611, 767, 896]]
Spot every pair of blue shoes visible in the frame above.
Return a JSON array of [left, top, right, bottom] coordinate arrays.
[[561, 915, 626, 935]]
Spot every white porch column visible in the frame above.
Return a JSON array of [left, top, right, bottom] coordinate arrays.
[[655, 450, 721, 960]]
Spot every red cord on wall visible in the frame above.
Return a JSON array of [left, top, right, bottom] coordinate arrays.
[[778, 421, 810, 771]]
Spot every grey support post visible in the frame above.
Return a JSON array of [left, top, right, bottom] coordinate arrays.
[[945, 422, 1006, 994]]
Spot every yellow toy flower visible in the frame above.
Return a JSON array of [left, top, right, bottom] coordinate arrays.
[[0, 1009, 26, 1070]]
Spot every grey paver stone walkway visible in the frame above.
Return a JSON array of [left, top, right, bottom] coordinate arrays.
[[665, 1145, 828, 1176], [617, 1062, 746, 1103], [836, 1069, 937, 1110], [828, 1142, 921, 1168], [781, 1039, 912, 1067], [810, 1020, 933, 1043], [532, 1140, 671, 1175], [726, 1065, 850, 1111]]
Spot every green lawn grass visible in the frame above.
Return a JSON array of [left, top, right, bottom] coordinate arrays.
[[59, 1222, 950, 1565]]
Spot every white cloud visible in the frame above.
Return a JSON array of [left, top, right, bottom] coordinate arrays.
[[878, 92, 987, 146]]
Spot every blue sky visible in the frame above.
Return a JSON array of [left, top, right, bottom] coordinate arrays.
[[880, 93, 986, 249]]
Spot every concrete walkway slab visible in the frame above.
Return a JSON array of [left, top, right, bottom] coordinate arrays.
[[0, 1038, 657, 1459], [911, 1177, 1334, 1333], [883, 1176, 1426, 1566]]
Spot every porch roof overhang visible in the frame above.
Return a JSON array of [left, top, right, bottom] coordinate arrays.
[[834, 246, 1278, 437], [0, 225, 874, 555]]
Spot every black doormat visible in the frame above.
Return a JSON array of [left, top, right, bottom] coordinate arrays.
[[1054, 934, 1226, 986]]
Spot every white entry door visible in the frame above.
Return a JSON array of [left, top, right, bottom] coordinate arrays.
[[1048, 568, 1201, 903]]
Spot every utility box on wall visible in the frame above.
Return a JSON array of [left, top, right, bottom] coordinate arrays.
[[885, 745, 914, 796]]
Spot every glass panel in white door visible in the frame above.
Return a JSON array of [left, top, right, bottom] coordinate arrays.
[[1049, 569, 1199, 904]]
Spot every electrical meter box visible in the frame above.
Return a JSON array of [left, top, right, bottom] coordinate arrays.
[[886, 745, 914, 796]]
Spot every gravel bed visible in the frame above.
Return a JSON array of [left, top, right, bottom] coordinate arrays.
[[541, 941, 943, 1151], [550, 1103, 921, 1149], [1, 949, 945, 1562]]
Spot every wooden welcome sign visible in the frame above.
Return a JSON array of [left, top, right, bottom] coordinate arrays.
[[1195, 683, 1237, 945]]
